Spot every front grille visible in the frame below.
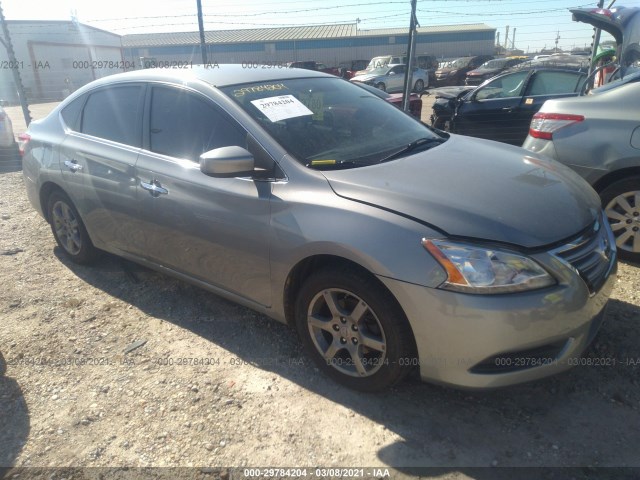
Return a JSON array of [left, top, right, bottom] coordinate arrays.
[[552, 214, 616, 295]]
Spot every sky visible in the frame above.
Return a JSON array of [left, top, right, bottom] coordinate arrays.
[[3, 0, 640, 53]]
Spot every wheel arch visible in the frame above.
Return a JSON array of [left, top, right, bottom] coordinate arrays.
[[39, 181, 68, 223], [592, 166, 640, 196], [282, 255, 417, 351]]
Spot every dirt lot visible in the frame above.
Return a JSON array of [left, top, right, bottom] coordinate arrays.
[[0, 101, 639, 479]]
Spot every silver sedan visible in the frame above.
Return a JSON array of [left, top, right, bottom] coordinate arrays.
[[350, 64, 429, 93], [22, 66, 616, 391]]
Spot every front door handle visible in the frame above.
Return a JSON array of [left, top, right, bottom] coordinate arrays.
[[64, 160, 83, 172], [140, 180, 168, 197]]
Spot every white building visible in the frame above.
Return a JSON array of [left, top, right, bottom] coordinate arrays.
[[0, 20, 124, 103]]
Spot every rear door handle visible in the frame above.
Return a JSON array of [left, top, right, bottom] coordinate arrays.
[[63, 160, 83, 172], [140, 180, 168, 197]]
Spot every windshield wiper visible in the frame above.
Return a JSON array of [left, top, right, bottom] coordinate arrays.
[[379, 137, 446, 163], [306, 159, 367, 170]]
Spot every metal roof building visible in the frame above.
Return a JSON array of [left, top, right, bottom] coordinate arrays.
[[122, 23, 496, 67]]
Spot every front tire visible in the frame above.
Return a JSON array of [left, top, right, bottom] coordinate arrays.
[[47, 191, 99, 265], [413, 79, 425, 93], [295, 266, 416, 392], [375, 82, 386, 92], [601, 176, 640, 263]]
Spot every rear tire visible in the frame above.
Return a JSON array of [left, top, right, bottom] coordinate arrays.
[[295, 266, 417, 392], [600, 176, 640, 263], [47, 191, 99, 265], [413, 79, 425, 93]]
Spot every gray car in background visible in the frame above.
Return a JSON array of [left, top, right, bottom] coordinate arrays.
[[523, 6, 640, 263], [22, 66, 616, 391]]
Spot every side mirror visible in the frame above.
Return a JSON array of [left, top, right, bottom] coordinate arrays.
[[200, 146, 255, 177]]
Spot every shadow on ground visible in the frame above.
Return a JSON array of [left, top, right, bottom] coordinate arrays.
[[0, 351, 30, 468], [55, 249, 640, 471]]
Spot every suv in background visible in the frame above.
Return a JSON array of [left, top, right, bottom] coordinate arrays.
[[435, 55, 494, 86]]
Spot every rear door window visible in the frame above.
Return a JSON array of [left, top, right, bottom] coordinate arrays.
[[80, 86, 143, 146], [526, 71, 585, 95]]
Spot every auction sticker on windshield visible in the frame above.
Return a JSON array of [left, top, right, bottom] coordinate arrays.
[[250, 95, 314, 122]]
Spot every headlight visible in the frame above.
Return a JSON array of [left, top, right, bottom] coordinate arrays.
[[423, 239, 555, 294]]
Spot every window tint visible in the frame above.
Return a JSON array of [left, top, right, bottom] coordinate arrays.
[[149, 87, 246, 161], [527, 71, 584, 95], [81, 86, 142, 146], [60, 94, 86, 131], [474, 71, 528, 100]]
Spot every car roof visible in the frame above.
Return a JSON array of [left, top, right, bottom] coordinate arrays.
[[72, 64, 330, 91]]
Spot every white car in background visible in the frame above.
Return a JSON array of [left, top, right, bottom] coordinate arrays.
[[0, 106, 17, 161]]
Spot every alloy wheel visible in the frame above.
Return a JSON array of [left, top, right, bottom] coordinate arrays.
[[306, 288, 387, 378], [605, 190, 640, 254], [51, 200, 82, 255]]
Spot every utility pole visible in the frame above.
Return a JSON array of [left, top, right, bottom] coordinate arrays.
[[197, 0, 207, 65], [588, 0, 606, 77], [555, 31, 560, 52], [402, 0, 418, 112], [0, 1, 31, 126]]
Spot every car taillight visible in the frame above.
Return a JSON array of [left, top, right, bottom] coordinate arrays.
[[528, 113, 584, 140], [18, 133, 31, 156]]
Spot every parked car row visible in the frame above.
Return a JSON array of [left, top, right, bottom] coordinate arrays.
[[465, 56, 528, 85], [434, 55, 494, 86]]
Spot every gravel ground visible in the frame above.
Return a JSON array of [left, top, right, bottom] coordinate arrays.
[[0, 106, 639, 479]]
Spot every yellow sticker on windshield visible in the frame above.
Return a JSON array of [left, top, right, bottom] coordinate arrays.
[[310, 159, 336, 165], [525, 98, 534, 105], [299, 92, 324, 121], [233, 83, 288, 97]]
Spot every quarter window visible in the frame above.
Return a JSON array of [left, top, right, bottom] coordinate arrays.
[[149, 87, 246, 161], [81, 86, 142, 146]]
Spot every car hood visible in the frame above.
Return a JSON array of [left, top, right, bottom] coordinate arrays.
[[467, 68, 500, 76], [321, 135, 600, 248], [351, 73, 385, 82], [430, 86, 474, 99]]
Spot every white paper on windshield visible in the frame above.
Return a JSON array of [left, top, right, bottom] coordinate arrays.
[[251, 95, 314, 122]]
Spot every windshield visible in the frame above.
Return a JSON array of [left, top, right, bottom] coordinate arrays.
[[367, 67, 391, 76], [446, 58, 471, 69], [366, 56, 391, 70], [221, 77, 441, 169]]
